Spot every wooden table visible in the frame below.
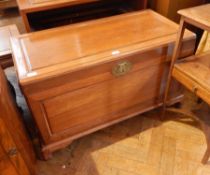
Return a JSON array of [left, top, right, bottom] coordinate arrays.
[[162, 4, 210, 164], [11, 10, 195, 159], [17, 0, 148, 32], [0, 25, 19, 68]]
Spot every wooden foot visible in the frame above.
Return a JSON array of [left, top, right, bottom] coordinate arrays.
[[41, 140, 73, 160], [42, 149, 53, 160]]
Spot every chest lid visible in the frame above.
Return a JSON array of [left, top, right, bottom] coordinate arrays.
[[11, 10, 194, 85]]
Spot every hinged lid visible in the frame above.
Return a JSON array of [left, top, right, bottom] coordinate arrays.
[[11, 10, 195, 85]]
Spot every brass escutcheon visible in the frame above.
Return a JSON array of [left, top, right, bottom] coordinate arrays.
[[112, 61, 132, 77], [7, 147, 18, 157]]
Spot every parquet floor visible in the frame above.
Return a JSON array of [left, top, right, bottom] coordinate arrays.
[[37, 110, 210, 175]]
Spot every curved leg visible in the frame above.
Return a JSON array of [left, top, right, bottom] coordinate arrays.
[[194, 104, 210, 164], [201, 124, 210, 164], [202, 145, 210, 164], [42, 149, 53, 160]]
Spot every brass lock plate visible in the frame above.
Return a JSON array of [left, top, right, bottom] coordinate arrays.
[[7, 147, 18, 157], [112, 61, 132, 77]]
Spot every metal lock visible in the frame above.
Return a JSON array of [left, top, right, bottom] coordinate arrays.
[[7, 147, 18, 157], [112, 61, 132, 77]]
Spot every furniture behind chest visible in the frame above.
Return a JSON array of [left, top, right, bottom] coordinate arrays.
[[11, 10, 196, 159], [0, 0, 17, 9], [17, 0, 148, 32], [149, 0, 207, 22], [0, 66, 36, 175], [0, 25, 19, 69]]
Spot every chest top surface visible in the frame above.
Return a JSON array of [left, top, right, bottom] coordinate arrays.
[[11, 10, 194, 85]]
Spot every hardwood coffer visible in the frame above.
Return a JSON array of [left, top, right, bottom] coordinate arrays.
[[11, 10, 196, 159]]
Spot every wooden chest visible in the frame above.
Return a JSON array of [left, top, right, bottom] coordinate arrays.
[[11, 10, 195, 159]]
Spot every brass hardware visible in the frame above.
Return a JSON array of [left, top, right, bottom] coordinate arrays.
[[112, 61, 132, 77], [7, 148, 18, 157]]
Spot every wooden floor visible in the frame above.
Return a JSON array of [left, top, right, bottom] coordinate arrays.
[[1, 7, 210, 175], [37, 110, 210, 175]]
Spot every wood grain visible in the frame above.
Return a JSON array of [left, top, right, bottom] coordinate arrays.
[[0, 67, 36, 174], [11, 10, 195, 85], [178, 4, 210, 31], [0, 144, 19, 175], [11, 10, 196, 158], [173, 53, 210, 105]]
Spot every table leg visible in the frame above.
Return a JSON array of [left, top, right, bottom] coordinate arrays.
[[161, 17, 186, 120]]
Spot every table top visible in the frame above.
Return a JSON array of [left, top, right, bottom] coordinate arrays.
[[17, 0, 99, 12], [11, 10, 195, 85], [178, 4, 210, 31], [0, 25, 19, 58]]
